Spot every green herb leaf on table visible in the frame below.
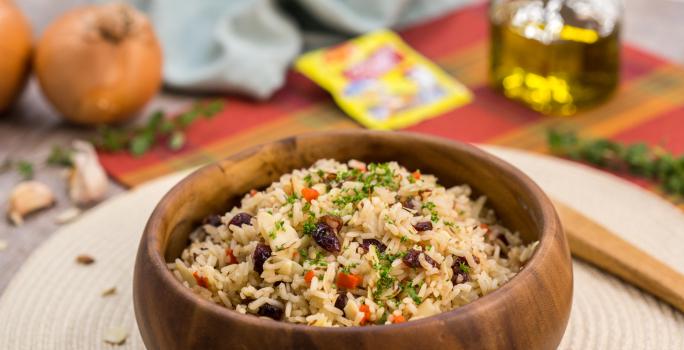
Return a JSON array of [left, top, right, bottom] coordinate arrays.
[[46, 145, 74, 167], [547, 129, 684, 197], [94, 100, 225, 157], [16, 161, 34, 180]]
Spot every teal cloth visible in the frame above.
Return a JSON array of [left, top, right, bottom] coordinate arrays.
[[132, 0, 472, 99]]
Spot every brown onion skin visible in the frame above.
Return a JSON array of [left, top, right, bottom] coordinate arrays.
[[0, 0, 32, 113], [34, 3, 162, 125]]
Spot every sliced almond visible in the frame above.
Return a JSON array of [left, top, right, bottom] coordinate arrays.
[[55, 207, 81, 224], [76, 254, 95, 265], [101, 286, 117, 297], [103, 326, 128, 345]]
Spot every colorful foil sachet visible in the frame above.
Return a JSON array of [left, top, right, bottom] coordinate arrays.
[[295, 30, 472, 130]]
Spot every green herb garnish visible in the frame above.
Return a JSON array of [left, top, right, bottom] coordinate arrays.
[[404, 283, 422, 304]]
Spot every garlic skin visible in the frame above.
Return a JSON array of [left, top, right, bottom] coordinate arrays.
[[69, 140, 108, 205], [7, 181, 56, 226]]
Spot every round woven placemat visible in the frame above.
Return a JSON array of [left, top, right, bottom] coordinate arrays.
[[0, 147, 682, 349]]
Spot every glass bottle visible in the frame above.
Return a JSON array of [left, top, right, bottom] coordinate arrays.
[[489, 0, 622, 116]]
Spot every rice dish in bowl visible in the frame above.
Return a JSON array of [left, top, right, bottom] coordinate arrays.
[[169, 159, 538, 327]]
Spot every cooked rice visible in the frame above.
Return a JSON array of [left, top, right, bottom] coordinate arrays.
[[169, 159, 538, 326]]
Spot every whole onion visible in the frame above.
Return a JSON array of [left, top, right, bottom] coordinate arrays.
[[35, 3, 162, 125], [0, 0, 32, 112]]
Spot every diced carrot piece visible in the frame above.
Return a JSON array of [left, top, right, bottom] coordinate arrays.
[[480, 223, 489, 231], [225, 248, 238, 265], [412, 170, 421, 180], [336, 272, 361, 289], [301, 188, 319, 202], [359, 304, 371, 325], [192, 272, 209, 288], [392, 315, 406, 324], [249, 189, 257, 197], [304, 270, 315, 284]]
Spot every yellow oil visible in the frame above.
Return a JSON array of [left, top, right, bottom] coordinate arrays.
[[490, 19, 620, 115]]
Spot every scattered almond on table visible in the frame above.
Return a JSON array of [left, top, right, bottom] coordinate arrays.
[[75, 254, 95, 265], [55, 207, 81, 225], [101, 287, 117, 297]]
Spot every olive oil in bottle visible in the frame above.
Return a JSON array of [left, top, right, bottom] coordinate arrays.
[[490, 0, 621, 115]]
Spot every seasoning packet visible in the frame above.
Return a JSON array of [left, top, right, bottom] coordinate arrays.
[[295, 30, 472, 130]]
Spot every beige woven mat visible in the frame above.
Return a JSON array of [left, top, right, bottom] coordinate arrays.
[[0, 146, 682, 349]]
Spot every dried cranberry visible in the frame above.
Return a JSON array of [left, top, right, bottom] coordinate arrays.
[[403, 249, 438, 269], [413, 221, 433, 232], [253, 243, 272, 273], [361, 239, 387, 253], [257, 303, 283, 320], [334, 292, 348, 311], [312, 222, 341, 253], [229, 213, 253, 227], [202, 214, 222, 227], [320, 215, 343, 233]]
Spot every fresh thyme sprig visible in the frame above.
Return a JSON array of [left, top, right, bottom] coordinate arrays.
[[547, 129, 684, 196]]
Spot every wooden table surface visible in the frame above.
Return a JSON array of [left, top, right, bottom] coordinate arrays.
[[2, 0, 684, 295]]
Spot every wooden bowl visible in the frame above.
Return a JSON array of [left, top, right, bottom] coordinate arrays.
[[134, 131, 572, 350]]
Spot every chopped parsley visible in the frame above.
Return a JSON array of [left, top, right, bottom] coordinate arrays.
[[340, 263, 358, 274], [404, 283, 422, 304], [269, 220, 284, 239], [302, 218, 316, 235], [459, 262, 470, 274], [422, 202, 440, 222], [303, 174, 313, 187], [286, 193, 298, 204], [303, 251, 328, 267]]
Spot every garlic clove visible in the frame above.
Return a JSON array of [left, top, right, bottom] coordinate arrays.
[[7, 181, 56, 226], [68, 140, 108, 206]]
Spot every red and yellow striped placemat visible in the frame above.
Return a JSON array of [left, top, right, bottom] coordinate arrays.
[[97, 4, 683, 208]]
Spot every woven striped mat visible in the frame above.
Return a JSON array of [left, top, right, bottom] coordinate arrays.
[[97, 4, 684, 209]]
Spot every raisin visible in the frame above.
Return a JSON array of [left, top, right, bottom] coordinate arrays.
[[253, 243, 272, 273], [360, 239, 387, 253], [452, 269, 469, 284], [257, 303, 283, 320], [229, 213, 253, 227], [423, 254, 440, 268], [451, 256, 471, 284], [320, 215, 343, 233], [413, 221, 433, 232], [334, 292, 348, 311], [403, 249, 438, 268], [402, 249, 421, 268], [498, 234, 509, 246], [401, 197, 415, 210], [312, 222, 341, 253], [202, 214, 222, 226]]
